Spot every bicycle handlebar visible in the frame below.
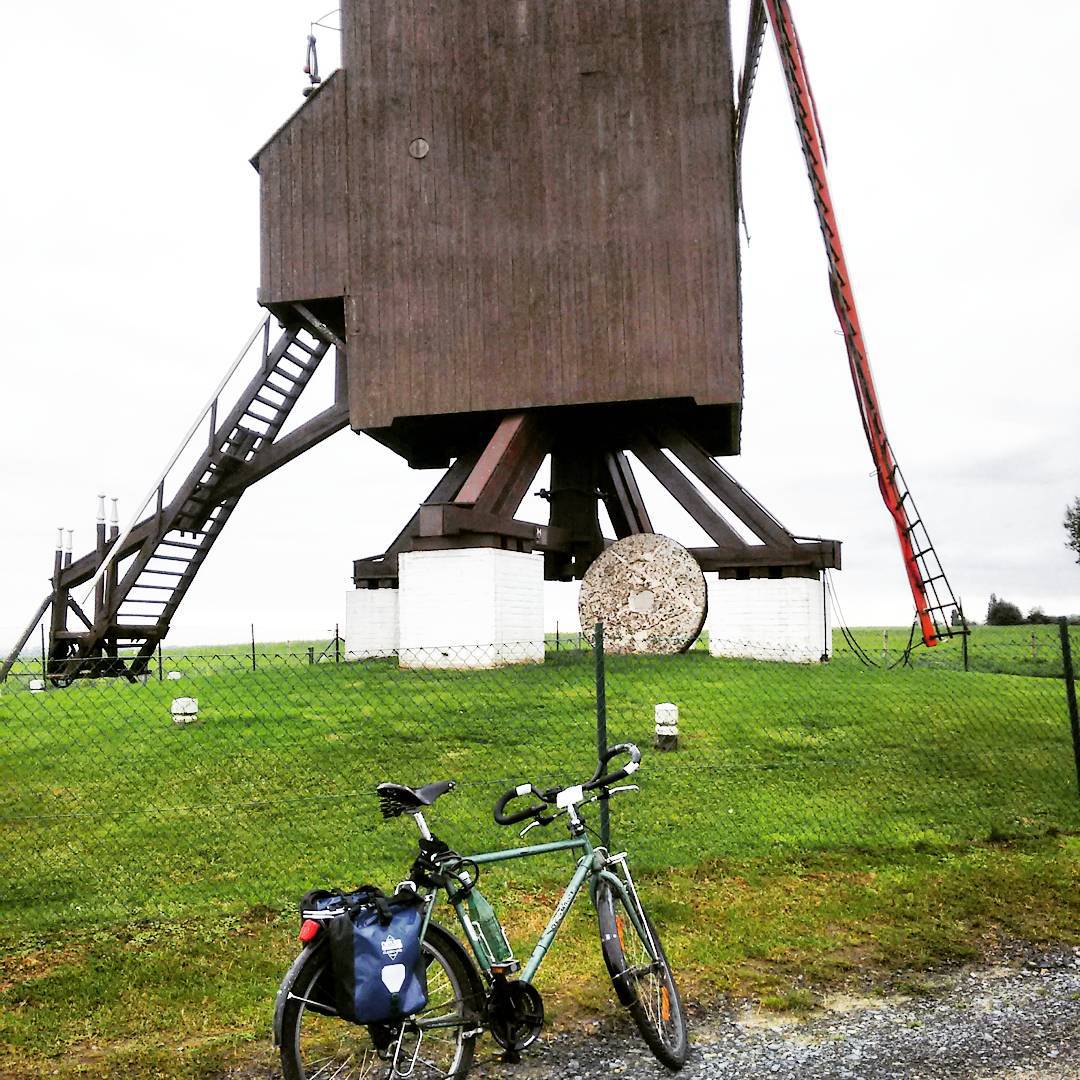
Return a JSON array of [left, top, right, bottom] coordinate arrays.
[[493, 784, 553, 826], [492, 743, 642, 827], [585, 742, 641, 791]]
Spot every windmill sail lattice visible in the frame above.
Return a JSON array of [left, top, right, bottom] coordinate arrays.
[[739, 0, 964, 646]]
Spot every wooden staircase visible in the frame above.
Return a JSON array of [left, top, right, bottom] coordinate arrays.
[[1, 308, 347, 684]]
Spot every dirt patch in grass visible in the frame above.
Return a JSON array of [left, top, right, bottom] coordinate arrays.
[[0, 942, 87, 995]]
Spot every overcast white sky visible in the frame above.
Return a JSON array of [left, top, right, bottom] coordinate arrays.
[[2, 2, 1078, 649]]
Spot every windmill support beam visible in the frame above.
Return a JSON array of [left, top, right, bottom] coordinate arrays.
[[212, 402, 350, 501], [351, 415, 841, 590], [692, 542, 839, 574], [600, 450, 653, 539]]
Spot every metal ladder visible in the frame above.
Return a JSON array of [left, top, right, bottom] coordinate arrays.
[[739, 0, 964, 646]]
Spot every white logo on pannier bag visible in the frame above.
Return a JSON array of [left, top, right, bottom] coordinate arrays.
[[381, 934, 404, 961], [382, 963, 406, 993]]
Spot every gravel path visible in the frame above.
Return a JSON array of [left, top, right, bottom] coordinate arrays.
[[471, 944, 1080, 1080]]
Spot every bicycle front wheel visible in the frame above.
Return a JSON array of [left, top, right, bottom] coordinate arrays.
[[596, 878, 688, 1070], [277, 921, 482, 1080]]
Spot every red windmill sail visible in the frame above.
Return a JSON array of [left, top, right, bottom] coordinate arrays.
[[741, 0, 963, 646]]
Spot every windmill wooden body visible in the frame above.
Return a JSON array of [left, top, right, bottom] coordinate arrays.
[[255, 0, 839, 655]]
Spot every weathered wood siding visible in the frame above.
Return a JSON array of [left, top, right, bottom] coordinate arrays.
[[254, 72, 347, 305], [343, 0, 742, 433]]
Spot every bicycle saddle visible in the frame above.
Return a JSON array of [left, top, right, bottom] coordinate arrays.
[[377, 779, 456, 819]]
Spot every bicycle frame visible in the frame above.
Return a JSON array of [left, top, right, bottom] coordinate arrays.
[[419, 825, 648, 988]]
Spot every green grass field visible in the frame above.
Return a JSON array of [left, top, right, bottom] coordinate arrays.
[[1, 634, 1078, 1077], [836, 622, 1072, 678]]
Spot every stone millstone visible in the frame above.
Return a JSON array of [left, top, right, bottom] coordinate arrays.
[[578, 534, 707, 654]]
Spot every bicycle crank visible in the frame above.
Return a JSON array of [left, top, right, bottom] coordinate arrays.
[[485, 977, 544, 1057]]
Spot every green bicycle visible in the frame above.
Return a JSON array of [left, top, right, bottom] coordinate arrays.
[[274, 742, 688, 1078]]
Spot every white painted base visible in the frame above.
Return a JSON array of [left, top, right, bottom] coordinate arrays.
[[398, 548, 545, 668], [706, 575, 832, 663], [345, 588, 400, 659]]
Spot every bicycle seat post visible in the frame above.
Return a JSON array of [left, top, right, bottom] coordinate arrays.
[[413, 811, 433, 841]]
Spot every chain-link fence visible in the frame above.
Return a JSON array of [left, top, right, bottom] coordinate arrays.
[[1, 626, 1078, 932]]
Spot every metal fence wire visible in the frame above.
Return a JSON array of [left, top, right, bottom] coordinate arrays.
[[1, 624, 1078, 931]]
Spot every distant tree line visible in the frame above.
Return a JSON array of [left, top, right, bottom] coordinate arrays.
[[981, 501, 1080, 626], [985, 594, 1080, 626]]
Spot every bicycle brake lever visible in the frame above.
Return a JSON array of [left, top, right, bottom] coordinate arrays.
[[519, 812, 561, 838]]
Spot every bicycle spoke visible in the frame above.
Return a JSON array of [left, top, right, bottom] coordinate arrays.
[[420, 994, 458, 1013], [416, 1011, 467, 1030], [599, 877, 686, 1069], [283, 932, 474, 1080]]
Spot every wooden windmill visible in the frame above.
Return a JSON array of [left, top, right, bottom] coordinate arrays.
[[255, 1, 838, 595], [4, 0, 966, 682]]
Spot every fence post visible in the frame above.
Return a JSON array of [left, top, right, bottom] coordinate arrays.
[[250, 623, 257, 673], [1059, 618, 1080, 798], [335, 624, 341, 664], [157, 642, 163, 681], [594, 622, 610, 849], [962, 625, 969, 672]]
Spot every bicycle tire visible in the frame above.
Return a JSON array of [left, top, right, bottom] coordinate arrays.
[[596, 879, 688, 1070], [277, 920, 483, 1080]]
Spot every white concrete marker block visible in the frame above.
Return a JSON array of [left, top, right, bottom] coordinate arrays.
[[706, 574, 832, 664], [171, 697, 198, 724], [166, 670, 182, 681], [345, 588, 400, 658], [398, 548, 544, 669], [28, 679, 45, 694], [655, 702, 679, 751]]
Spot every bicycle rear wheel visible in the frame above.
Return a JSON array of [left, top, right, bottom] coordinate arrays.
[[276, 921, 482, 1079], [596, 878, 688, 1070]]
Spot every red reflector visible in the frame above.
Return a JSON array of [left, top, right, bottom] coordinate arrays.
[[299, 919, 320, 943]]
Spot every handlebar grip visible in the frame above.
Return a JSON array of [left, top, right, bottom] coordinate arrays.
[[584, 742, 642, 792], [494, 784, 550, 826]]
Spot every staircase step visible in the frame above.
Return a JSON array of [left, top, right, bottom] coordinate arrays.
[[290, 336, 321, 357], [254, 390, 293, 409], [272, 363, 304, 383], [283, 351, 316, 370]]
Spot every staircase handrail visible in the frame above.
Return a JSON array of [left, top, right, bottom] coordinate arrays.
[[79, 316, 270, 607]]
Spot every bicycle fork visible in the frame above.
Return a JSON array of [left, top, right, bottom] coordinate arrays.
[[593, 850, 655, 953]]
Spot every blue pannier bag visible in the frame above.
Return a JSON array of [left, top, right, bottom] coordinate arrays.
[[298, 886, 385, 1019], [323, 888, 429, 1025]]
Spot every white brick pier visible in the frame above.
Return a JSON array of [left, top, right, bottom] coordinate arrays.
[[706, 574, 832, 663], [344, 588, 400, 659], [397, 548, 545, 668]]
